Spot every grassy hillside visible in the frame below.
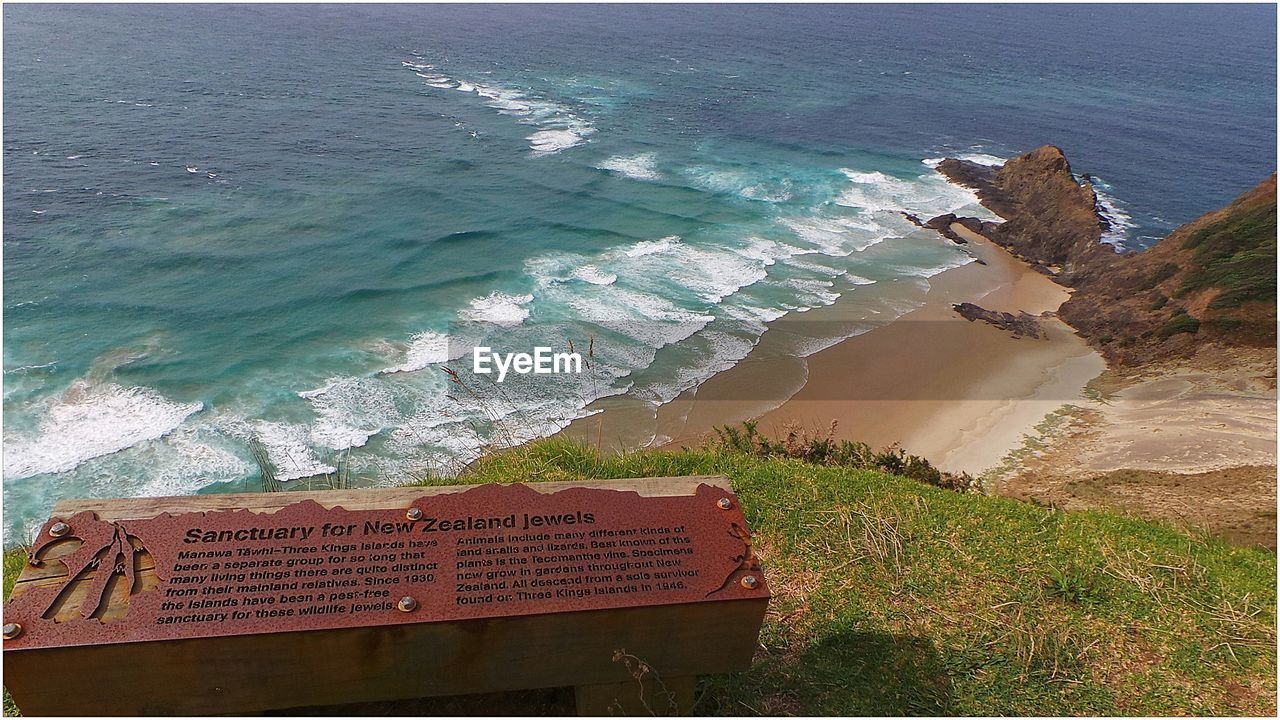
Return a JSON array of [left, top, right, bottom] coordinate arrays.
[[427, 441, 1276, 715], [5, 441, 1276, 715]]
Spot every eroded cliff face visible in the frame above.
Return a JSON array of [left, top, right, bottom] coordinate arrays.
[[1060, 174, 1276, 366], [936, 146, 1276, 367]]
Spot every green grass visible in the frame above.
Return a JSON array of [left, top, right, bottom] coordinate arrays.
[[6, 440, 1276, 715], [1136, 262, 1180, 291], [3, 549, 26, 717]]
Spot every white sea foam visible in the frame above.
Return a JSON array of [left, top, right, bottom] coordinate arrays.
[[667, 246, 769, 304], [776, 277, 840, 309], [732, 236, 806, 267], [958, 153, 1007, 167], [402, 61, 596, 156], [638, 330, 761, 406], [249, 421, 336, 481], [570, 265, 618, 285], [600, 234, 773, 305], [461, 291, 534, 326], [892, 253, 975, 278], [2, 381, 203, 479], [526, 251, 707, 352], [790, 325, 877, 358], [300, 376, 403, 450], [780, 214, 894, 256], [624, 235, 682, 257], [386, 418, 485, 471], [923, 153, 1007, 168], [782, 256, 845, 277], [528, 128, 592, 156], [684, 166, 794, 202], [836, 166, 996, 220], [569, 284, 711, 326], [597, 153, 661, 181], [380, 331, 467, 374], [1091, 181, 1137, 249], [122, 425, 255, 498]]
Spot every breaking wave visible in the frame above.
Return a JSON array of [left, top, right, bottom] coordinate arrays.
[[597, 153, 661, 181], [403, 60, 595, 156], [3, 381, 202, 480]]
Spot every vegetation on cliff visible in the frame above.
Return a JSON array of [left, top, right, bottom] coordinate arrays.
[[1177, 193, 1277, 309], [1068, 173, 1276, 364]]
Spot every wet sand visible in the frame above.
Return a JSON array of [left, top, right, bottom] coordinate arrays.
[[566, 225, 1106, 476]]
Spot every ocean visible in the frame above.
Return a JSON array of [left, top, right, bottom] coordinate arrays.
[[3, 4, 1275, 542]]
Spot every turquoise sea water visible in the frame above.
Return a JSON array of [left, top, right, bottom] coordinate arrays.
[[3, 4, 1276, 542]]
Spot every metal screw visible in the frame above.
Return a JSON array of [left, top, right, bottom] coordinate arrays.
[[406, 507, 423, 521], [716, 498, 733, 510], [2, 623, 21, 640], [396, 596, 418, 613], [48, 522, 70, 538], [740, 575, 760, 590]]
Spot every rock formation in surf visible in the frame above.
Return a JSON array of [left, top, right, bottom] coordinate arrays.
[[935, 145, 1276, 367]]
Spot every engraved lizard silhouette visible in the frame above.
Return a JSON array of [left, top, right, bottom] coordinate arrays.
[[30, 511, 154, 622], [705, 522, 761, 597]]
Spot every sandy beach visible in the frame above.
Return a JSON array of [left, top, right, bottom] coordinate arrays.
[[566, 225, 1107, 477]]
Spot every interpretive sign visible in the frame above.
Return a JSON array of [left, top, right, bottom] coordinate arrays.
[[3, 477, 769, 715]]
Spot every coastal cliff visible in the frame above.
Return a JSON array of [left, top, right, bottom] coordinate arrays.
[[1058, 173, 1277, 366], [938, 146, 1277, 367]]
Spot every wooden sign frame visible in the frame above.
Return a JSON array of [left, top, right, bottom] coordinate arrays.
[[3, 476, 769, 716]]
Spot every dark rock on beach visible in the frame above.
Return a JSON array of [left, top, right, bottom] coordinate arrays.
[[922, 213, 986, 244], [952, 302, 1045, 339]]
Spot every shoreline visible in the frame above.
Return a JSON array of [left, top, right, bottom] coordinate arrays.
[[564, 224, 1107, 477]]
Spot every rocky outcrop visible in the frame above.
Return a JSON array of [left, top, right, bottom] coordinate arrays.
[[952, 302, 1046, 339], [937, 146, 1113, 285], [924, 214, 985, 243], [934, 146, 1277, 367]]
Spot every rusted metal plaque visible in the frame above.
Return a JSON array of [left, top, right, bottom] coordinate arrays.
[[3, 483, 766, 650]]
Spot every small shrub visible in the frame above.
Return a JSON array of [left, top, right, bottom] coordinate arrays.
[[1148, 294, 1168, 311], [1045, 564, 1106, 605], [707, 421, 974, 492], [1157, 312, 1200, 338], [1137, 262, 1180, 291], [1178, 200, 1277, 308]]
